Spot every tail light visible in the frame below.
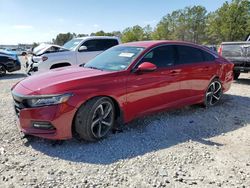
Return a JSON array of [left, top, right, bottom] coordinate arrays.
[[218, 45, 222, 56], [42, 56, 48, 62]]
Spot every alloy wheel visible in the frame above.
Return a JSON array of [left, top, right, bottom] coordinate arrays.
[[91, 101, 114, 138], [206, 80, 222, 106]]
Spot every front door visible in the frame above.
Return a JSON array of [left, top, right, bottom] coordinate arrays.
[[125, 45, 182, 121]]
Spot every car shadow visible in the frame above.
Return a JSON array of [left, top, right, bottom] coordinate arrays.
[[0, 73, 27, 80], [27, 93, 250, 164]]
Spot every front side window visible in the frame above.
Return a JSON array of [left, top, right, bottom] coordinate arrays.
[[82, 39, 99, 51], [176, 45, 203, 64], [84, 46, 144, 71], [139, 45, 176, 68], [82, 39, 119, 52]]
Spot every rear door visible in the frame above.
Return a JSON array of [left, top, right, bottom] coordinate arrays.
[[175, 45, 218, 99], [76, 39, 119, 64], [126, 45, 182, 120]]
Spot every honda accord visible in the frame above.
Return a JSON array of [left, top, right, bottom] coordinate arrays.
[[11, 41, 234, 141]]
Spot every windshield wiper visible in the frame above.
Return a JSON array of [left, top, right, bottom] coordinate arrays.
[[83, 66, 103, 71]]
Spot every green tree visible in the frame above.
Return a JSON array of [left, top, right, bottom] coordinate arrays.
[[32, 42, 39, 48], [152, 6, 207, 43], [52, 32, 76, 45], [121, 25, 144, 42], [206, 0, 250, 43], [143, 25, 153, 40], [90, 30, 122, 37], [77, 34, 88, 37]]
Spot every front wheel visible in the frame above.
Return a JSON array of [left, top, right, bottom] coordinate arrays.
[[204, 79, 223, 107], [74, 97, 115, 141], [0, 65, 6, 77]]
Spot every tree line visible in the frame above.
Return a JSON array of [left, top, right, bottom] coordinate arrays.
[[52, 0, 250, 46]]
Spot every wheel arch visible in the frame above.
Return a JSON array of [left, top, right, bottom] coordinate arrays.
[[0, 63, 7, 72], [71, 95, 124, 135], [50, 62, 71, 69]]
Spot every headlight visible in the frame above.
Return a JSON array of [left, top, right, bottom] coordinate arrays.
[[26, 93, 72, 107]]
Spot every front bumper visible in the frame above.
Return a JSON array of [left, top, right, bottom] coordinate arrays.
[[13, 94, 78, 140], [26, 58, 39, 75]]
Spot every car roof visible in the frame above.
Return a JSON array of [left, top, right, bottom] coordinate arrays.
[[75, 36, 120, 40], [122, 40, 202, 48]]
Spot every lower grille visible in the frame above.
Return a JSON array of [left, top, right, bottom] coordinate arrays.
[[13, 100, 24, 117], [12, 93, 27, 117]]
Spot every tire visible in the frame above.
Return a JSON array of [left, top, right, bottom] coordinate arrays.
[[0, 64, 6, 77], [74, 97, 115, 141], [204, 78, 223, 107], [233, 72, 240, 80]]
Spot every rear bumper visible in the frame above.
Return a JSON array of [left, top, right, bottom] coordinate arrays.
[[234, 66, 250, 72]]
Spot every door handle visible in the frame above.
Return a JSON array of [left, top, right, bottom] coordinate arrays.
[[170, 70, 180, 74]]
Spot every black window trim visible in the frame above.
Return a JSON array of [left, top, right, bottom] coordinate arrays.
[[175, 45, 204, 65], [79, 38, 119, 52], [131, 43, 218, 72], [131, 44, 178, 71]]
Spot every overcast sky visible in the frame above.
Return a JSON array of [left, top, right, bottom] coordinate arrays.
[[0, 0, 227, 45]]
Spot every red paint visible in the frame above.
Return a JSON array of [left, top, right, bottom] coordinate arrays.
[[11, 41, 234, 140]]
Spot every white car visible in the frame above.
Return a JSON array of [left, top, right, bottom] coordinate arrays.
[[26, 36, 121, 74]]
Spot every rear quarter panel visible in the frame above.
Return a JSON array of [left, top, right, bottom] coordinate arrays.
[[217, 57, 234, 92]]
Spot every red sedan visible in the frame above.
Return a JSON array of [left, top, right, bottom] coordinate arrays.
[[11, 41, 234, 141]]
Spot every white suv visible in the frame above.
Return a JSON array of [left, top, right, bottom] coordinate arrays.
[[26, 36, 121, 74]]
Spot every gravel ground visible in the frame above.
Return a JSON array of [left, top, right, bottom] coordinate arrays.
[[0, 58, 250, 188]]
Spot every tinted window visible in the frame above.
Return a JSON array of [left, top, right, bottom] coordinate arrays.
[[82, 39, 118, 52], [176, 45, 203, 64], [202, 50, 215, 61], [100, 39, 119, 50], [140, 45, 176, 68]]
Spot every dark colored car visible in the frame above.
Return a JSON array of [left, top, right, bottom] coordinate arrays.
[[0, 50, 21, 76], [219, 34, 250, 79], [11, 41, 234, 141]]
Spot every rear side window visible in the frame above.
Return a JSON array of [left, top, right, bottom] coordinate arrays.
[[202, 50, 215, 61], [140, 45, 176, 68], [82, 39, 118, 52], [100, 39, 119, 50], [176, 45, 203, 64]]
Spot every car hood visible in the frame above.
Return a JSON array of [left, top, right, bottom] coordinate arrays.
[[33, 43, 69, 56], [19, 66, 112, 94]]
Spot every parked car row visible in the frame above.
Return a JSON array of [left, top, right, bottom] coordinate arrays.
[[11, 40, 234, 141]]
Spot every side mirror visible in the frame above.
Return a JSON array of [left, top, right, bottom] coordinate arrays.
[[136, 62, 157, 73], [78, 46, 88, 52]]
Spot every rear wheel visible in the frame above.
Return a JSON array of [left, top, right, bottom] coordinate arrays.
[[204, 79, 223, 107], [233, 72, 240, 80], [74, 97, 115, 141], [0, 65, 6, 76]]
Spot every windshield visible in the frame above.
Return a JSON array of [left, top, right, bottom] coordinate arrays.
[[84, 46, 145, 71], [63, 39, 82, 50]]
